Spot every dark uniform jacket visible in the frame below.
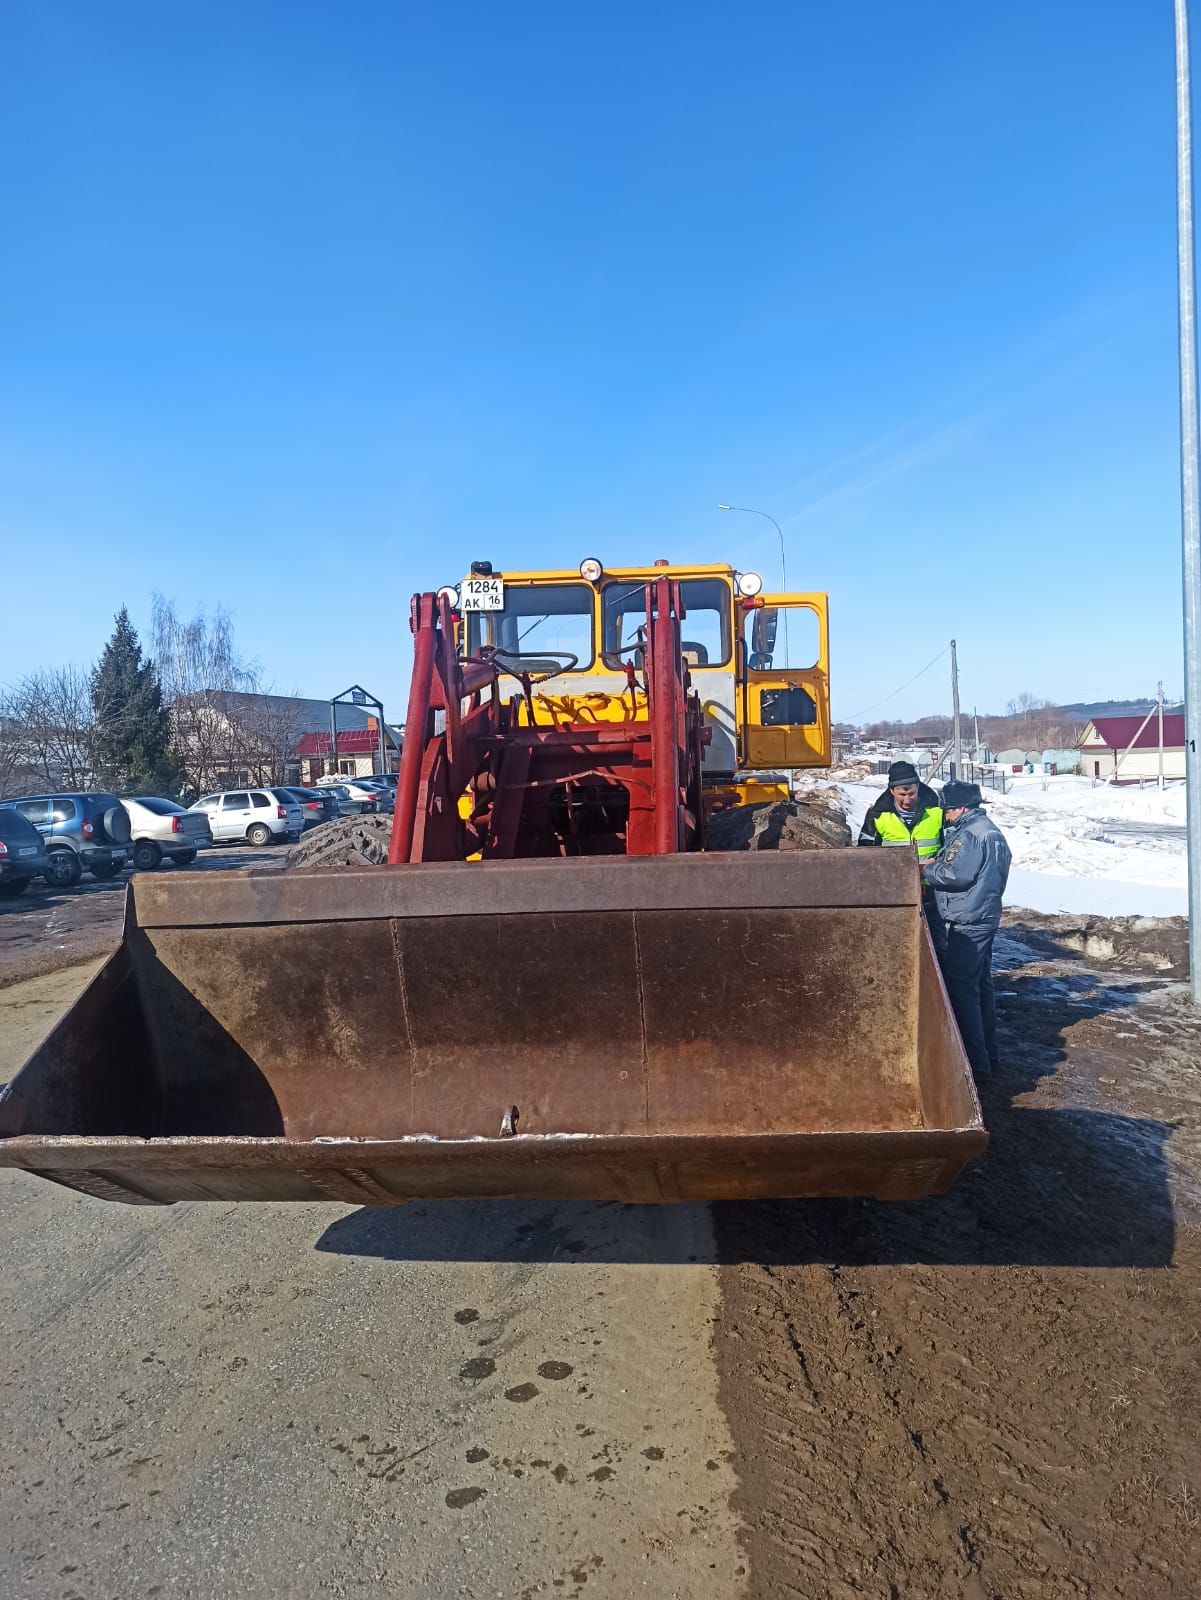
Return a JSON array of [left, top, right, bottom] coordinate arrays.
[[922, 806, 1012, 927]]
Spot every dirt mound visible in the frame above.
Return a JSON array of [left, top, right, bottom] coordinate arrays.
[[1001, 907, 1188, 976], [829, 757, 878, 782], [289, 791, 854, 865], [285, 814, 393, 870], [705, 789, 852, 852]]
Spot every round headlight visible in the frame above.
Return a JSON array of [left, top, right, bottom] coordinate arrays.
[[437, 583, 460, 606], [579, 557, 604, 583], [737, 570, 764, 597]]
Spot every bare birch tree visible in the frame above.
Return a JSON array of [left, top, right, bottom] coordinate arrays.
[[151, 596, 260, 794], [3, 667, 96, 790]]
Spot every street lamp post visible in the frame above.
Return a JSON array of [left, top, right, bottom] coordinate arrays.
[[717, 503, 788, 593], [1176, 0, 1201, 1002], [718, 502, 791, 660]]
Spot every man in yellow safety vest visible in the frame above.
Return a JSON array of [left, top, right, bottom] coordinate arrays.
[[857, 760, 944, 858], [857, 761, 945, 944]]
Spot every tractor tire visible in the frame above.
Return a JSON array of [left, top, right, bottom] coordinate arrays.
[[285, 814, 393, 871], [705, 787, 852, 854]]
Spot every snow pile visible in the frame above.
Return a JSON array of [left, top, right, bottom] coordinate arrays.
[[836, 776, 1188, 918]]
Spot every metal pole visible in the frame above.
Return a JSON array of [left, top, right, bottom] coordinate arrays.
[[950, 639, 962, 779], [378, 704, 387, 776], [973, 705, 980, 763], [1176, 0, 1201, 1001], [717, 503, 790, 659], [329, 702, 339, 779], [1158, 680, 1166, 788]]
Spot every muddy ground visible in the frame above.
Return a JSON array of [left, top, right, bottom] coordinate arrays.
[[714, 913, 1201, 1599], [1, 899, 1199, 1596]]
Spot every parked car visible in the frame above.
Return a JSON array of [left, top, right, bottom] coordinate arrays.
[[317, 777, 383, 810], [0, 792, 130, 887], [353, 778, 394, 811], [278, 786, 340, 830], [188, 788, 304, 845], [121, 796, 213, 871], [0, 808, 51, 896], [313, 781, 377, 816]]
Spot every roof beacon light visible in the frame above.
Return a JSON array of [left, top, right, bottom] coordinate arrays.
[[737, 570, 764, 598], [437, 583, 461, 607], [579, 557, 604, 583]]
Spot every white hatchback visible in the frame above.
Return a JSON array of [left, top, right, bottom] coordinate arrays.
[[189, 788, 304, 845]]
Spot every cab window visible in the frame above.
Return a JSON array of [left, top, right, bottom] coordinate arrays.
[[741, 604, 820, 672], [601, 577, 731, 669], [466, 583, 594, 672]]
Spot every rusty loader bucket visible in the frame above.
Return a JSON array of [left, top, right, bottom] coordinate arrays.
[[0, 851, 986, 1205]]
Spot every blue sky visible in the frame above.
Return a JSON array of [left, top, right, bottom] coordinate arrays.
[[0, 2, 1185, 723]]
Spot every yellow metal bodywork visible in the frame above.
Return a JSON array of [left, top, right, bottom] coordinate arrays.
[[461, 563, 831, 778]]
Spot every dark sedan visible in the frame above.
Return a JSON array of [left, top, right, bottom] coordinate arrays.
[[0, 809, 51, 896], [278, 787, 341, 830]]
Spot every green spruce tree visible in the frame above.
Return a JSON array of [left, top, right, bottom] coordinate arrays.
[[90, 607, 179, 793]]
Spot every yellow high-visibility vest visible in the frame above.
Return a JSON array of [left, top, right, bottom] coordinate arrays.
[[873, 806, 943, 859]]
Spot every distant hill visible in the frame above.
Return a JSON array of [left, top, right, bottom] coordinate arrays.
[[843, 695, 1182, 752], [1058, 699, 1177, 720]]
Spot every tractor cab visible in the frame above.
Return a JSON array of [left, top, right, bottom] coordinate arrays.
[[453, 559, 831, 782]]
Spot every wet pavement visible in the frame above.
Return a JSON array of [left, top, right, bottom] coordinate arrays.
[[0, 845, 285, 988]]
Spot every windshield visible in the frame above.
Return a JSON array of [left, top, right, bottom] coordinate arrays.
[[466, 582, 594, 672], [601, 577, 731, 669], [132, 796, 187, 816]]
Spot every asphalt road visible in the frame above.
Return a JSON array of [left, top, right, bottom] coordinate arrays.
[[0, 846, 285, 988], [1092, 818, 1188, 846], [1, 1173, 744, 1599], [0, 843, 745, 1597]]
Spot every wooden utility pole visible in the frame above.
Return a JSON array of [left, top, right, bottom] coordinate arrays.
[[950, 639, 962, 778]]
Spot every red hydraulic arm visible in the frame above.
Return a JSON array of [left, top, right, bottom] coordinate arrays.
[[388, 576, 705, 864]]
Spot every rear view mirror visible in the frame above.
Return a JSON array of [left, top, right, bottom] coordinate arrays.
[[751, 607, 779, 658]]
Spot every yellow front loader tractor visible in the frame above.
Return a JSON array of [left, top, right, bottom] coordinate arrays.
[[0, 557, 985, 1206]]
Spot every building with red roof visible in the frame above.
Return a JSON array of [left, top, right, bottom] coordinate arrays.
[[1076, 712, 1185, 782]]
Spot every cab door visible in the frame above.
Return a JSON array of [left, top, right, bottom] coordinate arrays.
[[737, 592, 831, 770]]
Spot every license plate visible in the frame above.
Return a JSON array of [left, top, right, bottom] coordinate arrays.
[[460, 576, 504, 611], [17, 846, 37, 857]]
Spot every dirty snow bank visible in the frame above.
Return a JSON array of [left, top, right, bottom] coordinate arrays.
[[831, 774, 1188, 917]]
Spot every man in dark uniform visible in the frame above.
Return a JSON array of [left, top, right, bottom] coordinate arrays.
[[921, 780, 1012, 1078]]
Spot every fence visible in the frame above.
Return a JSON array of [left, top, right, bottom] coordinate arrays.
[[870, 758, 1007, 795]]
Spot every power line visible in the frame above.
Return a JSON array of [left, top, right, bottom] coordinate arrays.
[[847, 645, 949, 723]]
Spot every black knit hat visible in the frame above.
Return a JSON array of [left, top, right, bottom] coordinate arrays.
[[941, 780, 982, 809], [887, 760, 920, 787]]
